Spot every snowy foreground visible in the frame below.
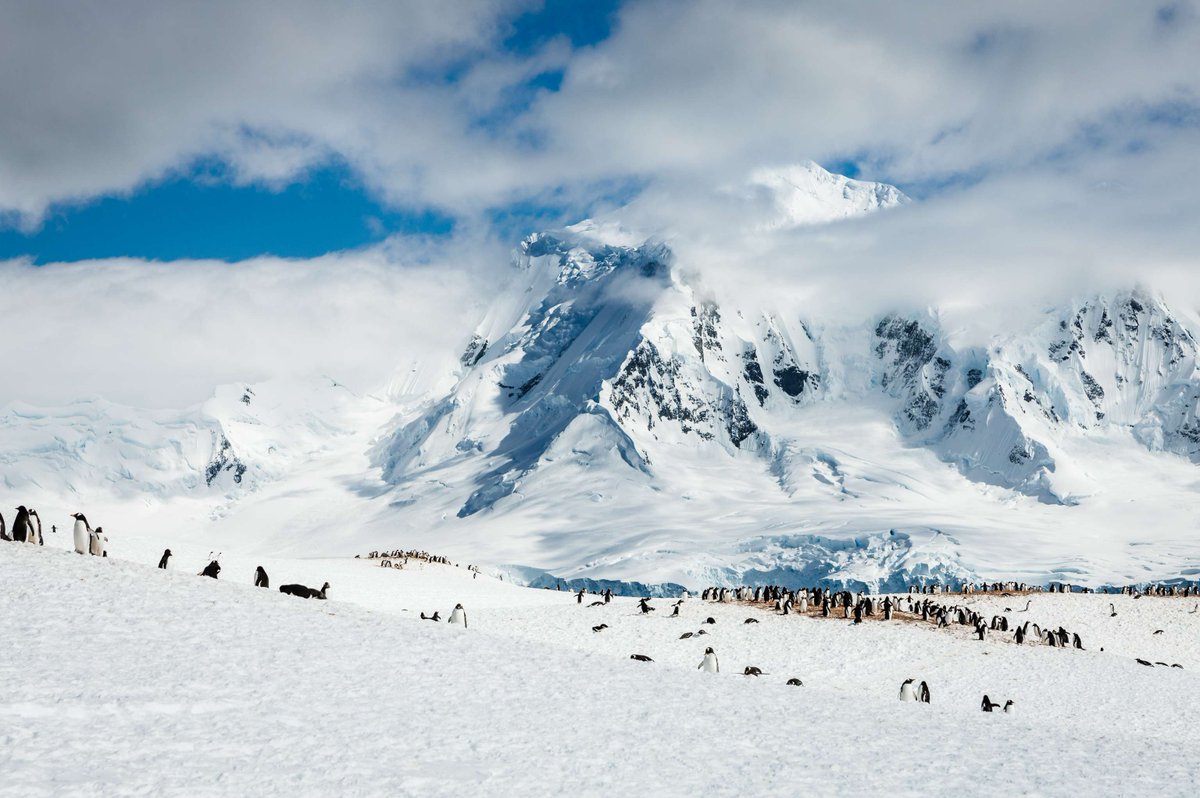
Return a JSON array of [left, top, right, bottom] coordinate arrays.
[[3, 543, 1200, 796]]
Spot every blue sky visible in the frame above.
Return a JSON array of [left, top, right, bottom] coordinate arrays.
[[0, 0, 620, 264]]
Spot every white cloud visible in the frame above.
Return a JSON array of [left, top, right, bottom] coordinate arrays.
[[3, 1, 1200, 407]]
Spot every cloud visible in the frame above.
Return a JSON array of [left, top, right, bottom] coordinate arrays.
[[0, 232, 509, 407], [3, 0, 1200, 403]]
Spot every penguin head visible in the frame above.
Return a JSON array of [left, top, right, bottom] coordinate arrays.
[[455, 603, 463, 609], [165, 549, 172, 556], [705, 647, 714, 654], [322, 582, 331, 590], [16, 505, 26, 512]]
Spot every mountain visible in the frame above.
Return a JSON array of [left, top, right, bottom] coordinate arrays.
[[4, 164, 1200, 591]]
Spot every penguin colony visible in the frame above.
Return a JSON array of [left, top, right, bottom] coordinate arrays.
[[554, 578, 1196, 708]]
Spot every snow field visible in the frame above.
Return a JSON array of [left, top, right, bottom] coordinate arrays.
[[3, 543, 1199, 796]]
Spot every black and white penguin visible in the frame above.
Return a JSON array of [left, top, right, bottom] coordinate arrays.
[[27, 509, 42, 545], [744, 617, 759, 624], [743, 666, 764, 676], [698, 647, 719, 673], [1109, 603, 1118, 617], [679, 632, 694, 639], [630, 654, 653, 662], [420, 611, 441, 621], [786, 678, 803, 686], [592, 624, 608, 633], [200, 556, 221, 579], [981, 694, 1000, 712], [254, 566, 269, 588], [449, 603, 468, 628], [1003, 700, 1015, 714], [899, 678, 916, 702], [158, 549, 172, 569], [638, 598, 655, 614], [93, 526, 108, 557], [12, 506, 31, 543], [918, 681, 931, 703], [71, 513, 90, 554], [671, 604, 680, 617]]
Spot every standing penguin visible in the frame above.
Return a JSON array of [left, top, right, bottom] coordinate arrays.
[[254, 566, 269, 588], [918, 681, 931, 703], [12, 506, 31, 543], [158, 549, 172, 569], [698, 647, 719, 673], [1003, 700, 1015, 714], [71, 513, 90, 555], [899, 679, 916, 702], [448, 603, 468, 628], [90, 526, 107, 557], [27, 509, 42, 545]]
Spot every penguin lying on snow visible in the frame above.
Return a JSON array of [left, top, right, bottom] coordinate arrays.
[[592, 624, 608, 633], [786, 678, 803, 686], [420, 611, 441, 621], [679, 632, 694, 639], [744, 618, 759, 624], [630, 654, 653, 662], [279, 581, 329, 599], [743, 666, 764, 676]]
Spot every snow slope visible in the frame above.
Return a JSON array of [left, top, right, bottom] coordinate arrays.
[[3, 542, 1199, 796]]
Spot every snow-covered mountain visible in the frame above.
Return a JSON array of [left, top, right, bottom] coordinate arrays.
[[4, 163, 1200, 591]]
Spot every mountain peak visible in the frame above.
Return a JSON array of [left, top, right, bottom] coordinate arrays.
[[749, 161, 909, 229]]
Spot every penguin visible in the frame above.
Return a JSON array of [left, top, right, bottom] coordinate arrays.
[[696, 629, 708, 635], [918, 681, 931, 703], [786, 678, 803, 686], [158, 549, 172, 569], [592, 624, 608, 633], [12, 506, 31, 543], [89, 525, 102, 556], [899, 678, 916, 702], [71, 513, 90, 554], [589, 600, 605, 607], [698, 647, 719, 673], [1136, 658, 1153, 667], [1072, 633, 1084, 649], [981, 694, 1000, 712], [200, 554, 221, 579], [92, 526, 108, 557], [743, 666, 764, 676], [448, 603, 468, 628], [1153, 629, 1164, 635], [27, 509, 42, 545], [679, 632, 694, 639], [671, 604, 680, 617], [798, 595, 808, 613], [744, 617, 760, 624], [0, 510, 6, 541], [1109, 603, 1117, 617], [638, 598, 655, 614], [254, 566, 269, 588], [1003, 700, 1015, 714], [703, 617, 716, 625], [630, 654, 653, 662]]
